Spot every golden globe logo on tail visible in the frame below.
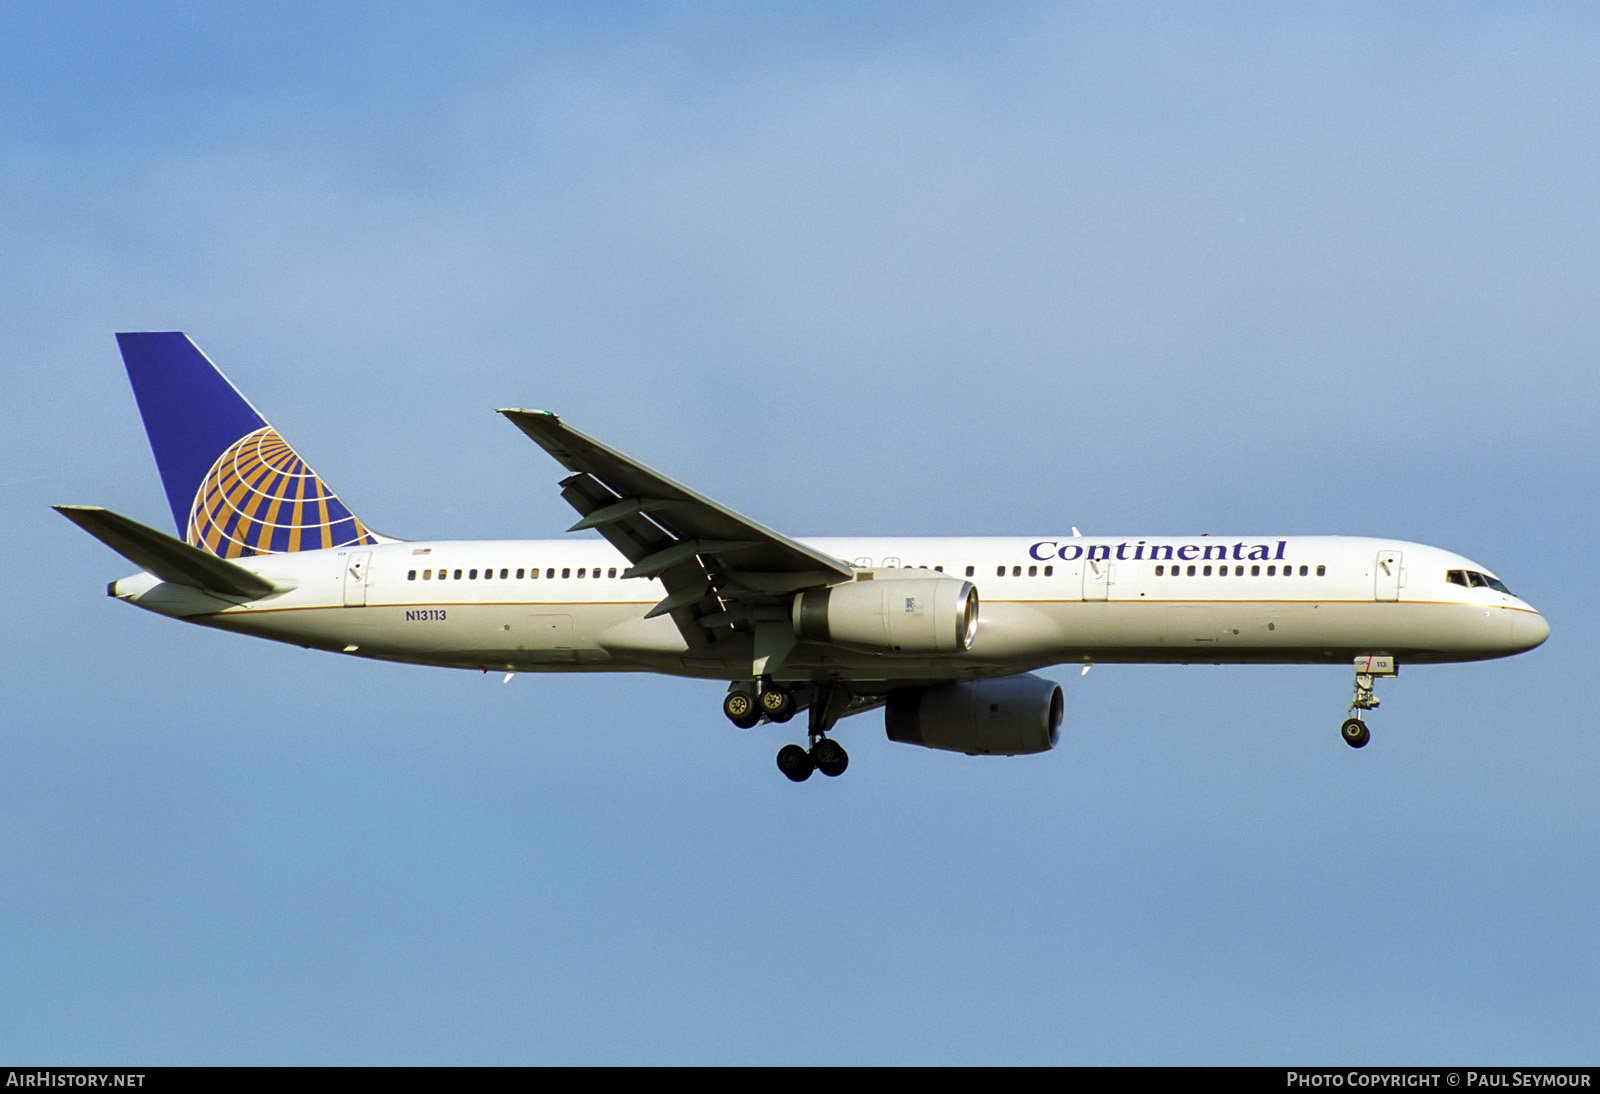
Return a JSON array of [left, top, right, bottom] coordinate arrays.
[[186, 426, 375, 558]]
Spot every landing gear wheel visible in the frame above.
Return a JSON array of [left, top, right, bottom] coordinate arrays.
[[812, 737, 849, 777], [723, 691, 761, 730], [777, 743, 815, 782], [1341, 717, 1371, 749], [759, 684, 796, 723]]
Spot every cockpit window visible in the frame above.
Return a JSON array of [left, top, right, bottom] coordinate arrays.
[[1447, 568, 1513, 595]]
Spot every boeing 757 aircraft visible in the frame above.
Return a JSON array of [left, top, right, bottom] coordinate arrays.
[[58, 333, 1549, 781]]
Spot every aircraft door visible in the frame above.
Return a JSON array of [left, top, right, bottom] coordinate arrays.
[[343, 551, 372, 607], [1082, 557, 1110, 601], [1375, 550, 1402, 602]]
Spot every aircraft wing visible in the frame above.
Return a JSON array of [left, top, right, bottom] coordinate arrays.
[[499, 409, 853, 656]]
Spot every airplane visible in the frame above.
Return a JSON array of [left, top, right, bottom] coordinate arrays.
[[57, 332, 1550, 781]]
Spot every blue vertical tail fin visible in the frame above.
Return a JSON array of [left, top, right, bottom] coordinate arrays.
[[117, 332, 379, 558]]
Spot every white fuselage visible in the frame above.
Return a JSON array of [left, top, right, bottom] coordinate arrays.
[[109, 534, 1549, 687]]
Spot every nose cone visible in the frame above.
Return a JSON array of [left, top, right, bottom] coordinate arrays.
[[1510, 609, 1551, 653]]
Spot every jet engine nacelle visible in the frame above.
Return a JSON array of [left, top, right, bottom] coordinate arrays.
[[792, 573, 978, 655], [884, 673, 1064, 755]]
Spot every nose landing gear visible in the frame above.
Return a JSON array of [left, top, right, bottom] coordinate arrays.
[[1340, 717, 1371, 749], [1342, 656, 1396, 749]]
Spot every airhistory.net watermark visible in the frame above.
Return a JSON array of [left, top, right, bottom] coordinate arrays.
[[5, 1074, 145, 1088]]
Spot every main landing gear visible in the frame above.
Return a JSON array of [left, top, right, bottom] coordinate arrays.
[[722, 679, 852, 781], [776, 735, 849, 782], [780, 682, 852, 782], [722, 689, 761, 729], [722, 678, 799, 728], [1341, 656, 1397, 749], [758, 682, 796, 723]]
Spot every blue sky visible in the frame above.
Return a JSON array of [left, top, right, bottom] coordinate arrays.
[[3, 2, 1596, 1063]]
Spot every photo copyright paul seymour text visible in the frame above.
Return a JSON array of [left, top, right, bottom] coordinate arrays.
[[1287, 1075, 1592, 1089]]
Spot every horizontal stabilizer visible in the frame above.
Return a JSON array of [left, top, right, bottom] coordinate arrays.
[[54, 505, 279, 600]]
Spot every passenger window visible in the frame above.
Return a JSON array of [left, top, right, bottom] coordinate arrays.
[[561, 568, 570, 579], [516, 568, 524, 579], [1044, 565, 1053, 576], [965, 566, 975, 577], [935, 566, 944, 572], [1012, 566, 1021, 577], [500, 568, 509, 579], [546, 568, 555, 579], [577, 568, 586, 579], [1156, 565, 1164, 576], [424, 569, 432, 580], [593, 568, 601, 579], [407, 570, 416, 581], [608, 567, 617, 578], [1299, 565, 1308, 576], [1203, 565, 1212, 576], [1028, 565, 1037, 577], [1266, 565, 1275, 576], [530, 568, 540, 579], [454, 569, 462, 580], [1186, 565, 1196, 576], [997, 566, 1005, 577], [1316, 565, 1325, 577], [1251, 565, 1260, 576]]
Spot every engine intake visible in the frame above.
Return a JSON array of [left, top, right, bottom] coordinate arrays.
[[793, 573, 978, 655], [885, 674, 1063, 755]]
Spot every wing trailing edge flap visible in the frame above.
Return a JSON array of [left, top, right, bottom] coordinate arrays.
[[499, 409, 854, 654], [54, 505, 281, 600]]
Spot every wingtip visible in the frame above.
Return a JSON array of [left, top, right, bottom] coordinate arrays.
[[497, 408, 561, 421]]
